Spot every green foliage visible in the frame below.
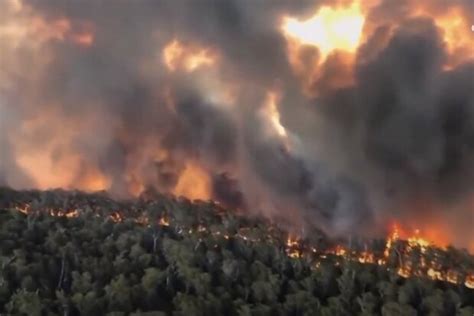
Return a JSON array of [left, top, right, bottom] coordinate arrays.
[[0, 188, 473, 315], [6, 289, 43, 316]]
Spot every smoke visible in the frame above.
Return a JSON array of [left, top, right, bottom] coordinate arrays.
[[1, 0, 473, 246]]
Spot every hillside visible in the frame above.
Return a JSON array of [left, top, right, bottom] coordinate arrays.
[[0, 188, 473, 315]]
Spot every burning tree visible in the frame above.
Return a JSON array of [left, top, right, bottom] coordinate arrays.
[[0, 188, 473, 315]]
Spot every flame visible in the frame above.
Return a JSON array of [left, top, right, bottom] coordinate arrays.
[[162, 39, 217, 72], [286, 235, 301, 258], [65, 210, 79, 218], [358, 251, 374, 264], [407, 4, 474, 68], [434, 10, 474, 68], [386, 200, 453, 250], [0, 9, 95, 48], [12, 110, 109, 192], [70, 31, 94, 47], [465, 275, 474, 289], [15, 203, 30, 214], [385, 222, 444, 253], [159, 216, 170, 227], [407, 229, 431, 251], [316, 221, 474, 287], [330, 245, 347, 256], [30, 17, 71, 42], [281, 2, 363, 96], [262, 91, 288, 138], [282, 0, 473, 95], [282, 2, 365, 60], [173, 162, 211, 201], [76, 168, 110, 192], [380, 222, 474, 284], [108, 212, 123, 223], [286, 235, 300, 247], [10, 200, 474, 288], [384, 224, 399, 258]]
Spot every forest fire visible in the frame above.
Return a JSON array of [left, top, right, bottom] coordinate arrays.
[[172, 162, 211, 201], [159, 216, 170, 227], [286, 235, 301, 258], [1, 0, 474, 277], [410, 3, 474, 68], [9, 192, 473, 289], [162, 39, 218, 72], [281, 2, 364, 96], [282, 2, 365, 59], [280, 219, 474, 289], [1, 1, 474, 313], [263, 91, 287, 139]]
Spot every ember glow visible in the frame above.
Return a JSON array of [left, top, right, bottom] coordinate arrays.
[[1, 0, 474, 252]]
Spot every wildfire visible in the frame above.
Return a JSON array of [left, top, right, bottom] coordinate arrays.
[[330, 245, 347, 257], [282, 221, 474, 288], [159, 216, 170, 227], [357, 251, 375, 264], [282, 2, 365, 60], [286, 235, 299, 247], [281, 0, 474, 96], [281, 1, 364, 96], [76, 168, 111, 192], [10, 200, 474, 288], [4, 106, 117, 194], [410, 4, 474, 68], [162, 39, 217, 72], [383, 222, 441, 261], [261, 91, 289, 143], [286, 235, 301, 258], [173, 162, 211, 201], [384, 224, 399, 258], [0, 8, 95, 48], [15, 203, 30, 215], [465, 275, 474, 289], [407, 230, 431, 251], [65, 210, 79, 218], [379, 222, 474, 288]]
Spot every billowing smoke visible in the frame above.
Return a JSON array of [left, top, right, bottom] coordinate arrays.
[[1, 0, 473, 247]]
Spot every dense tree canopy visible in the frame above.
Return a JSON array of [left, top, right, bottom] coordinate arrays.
[[0, 188, 473, 315]]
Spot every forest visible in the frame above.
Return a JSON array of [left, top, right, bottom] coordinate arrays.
[[0, 187, 473, 315]]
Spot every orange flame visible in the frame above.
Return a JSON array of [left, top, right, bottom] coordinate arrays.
[[173, 162, 211, 201], [410, 4, 474, 68], [162, 39, 217, 72], [159, 216, 170, 227], [108, 212, 123, 223], [281, 1, 363, 96], [260, 90, 291, 146], [286, 235, 301, 258], [282, 2, 365, 60], [11, 200, 474, 288]]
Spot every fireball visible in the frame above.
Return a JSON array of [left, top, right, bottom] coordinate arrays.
[[282, 2, 365, 59]]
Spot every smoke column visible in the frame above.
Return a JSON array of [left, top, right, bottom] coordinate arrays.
[[1, 0, 473, 249]]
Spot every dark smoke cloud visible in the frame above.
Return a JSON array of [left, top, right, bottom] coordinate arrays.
[[1, 0, 473, 244], [169, 93, 237, 165], [321, 18, 474, 203], [211, 173, 245, 210]]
